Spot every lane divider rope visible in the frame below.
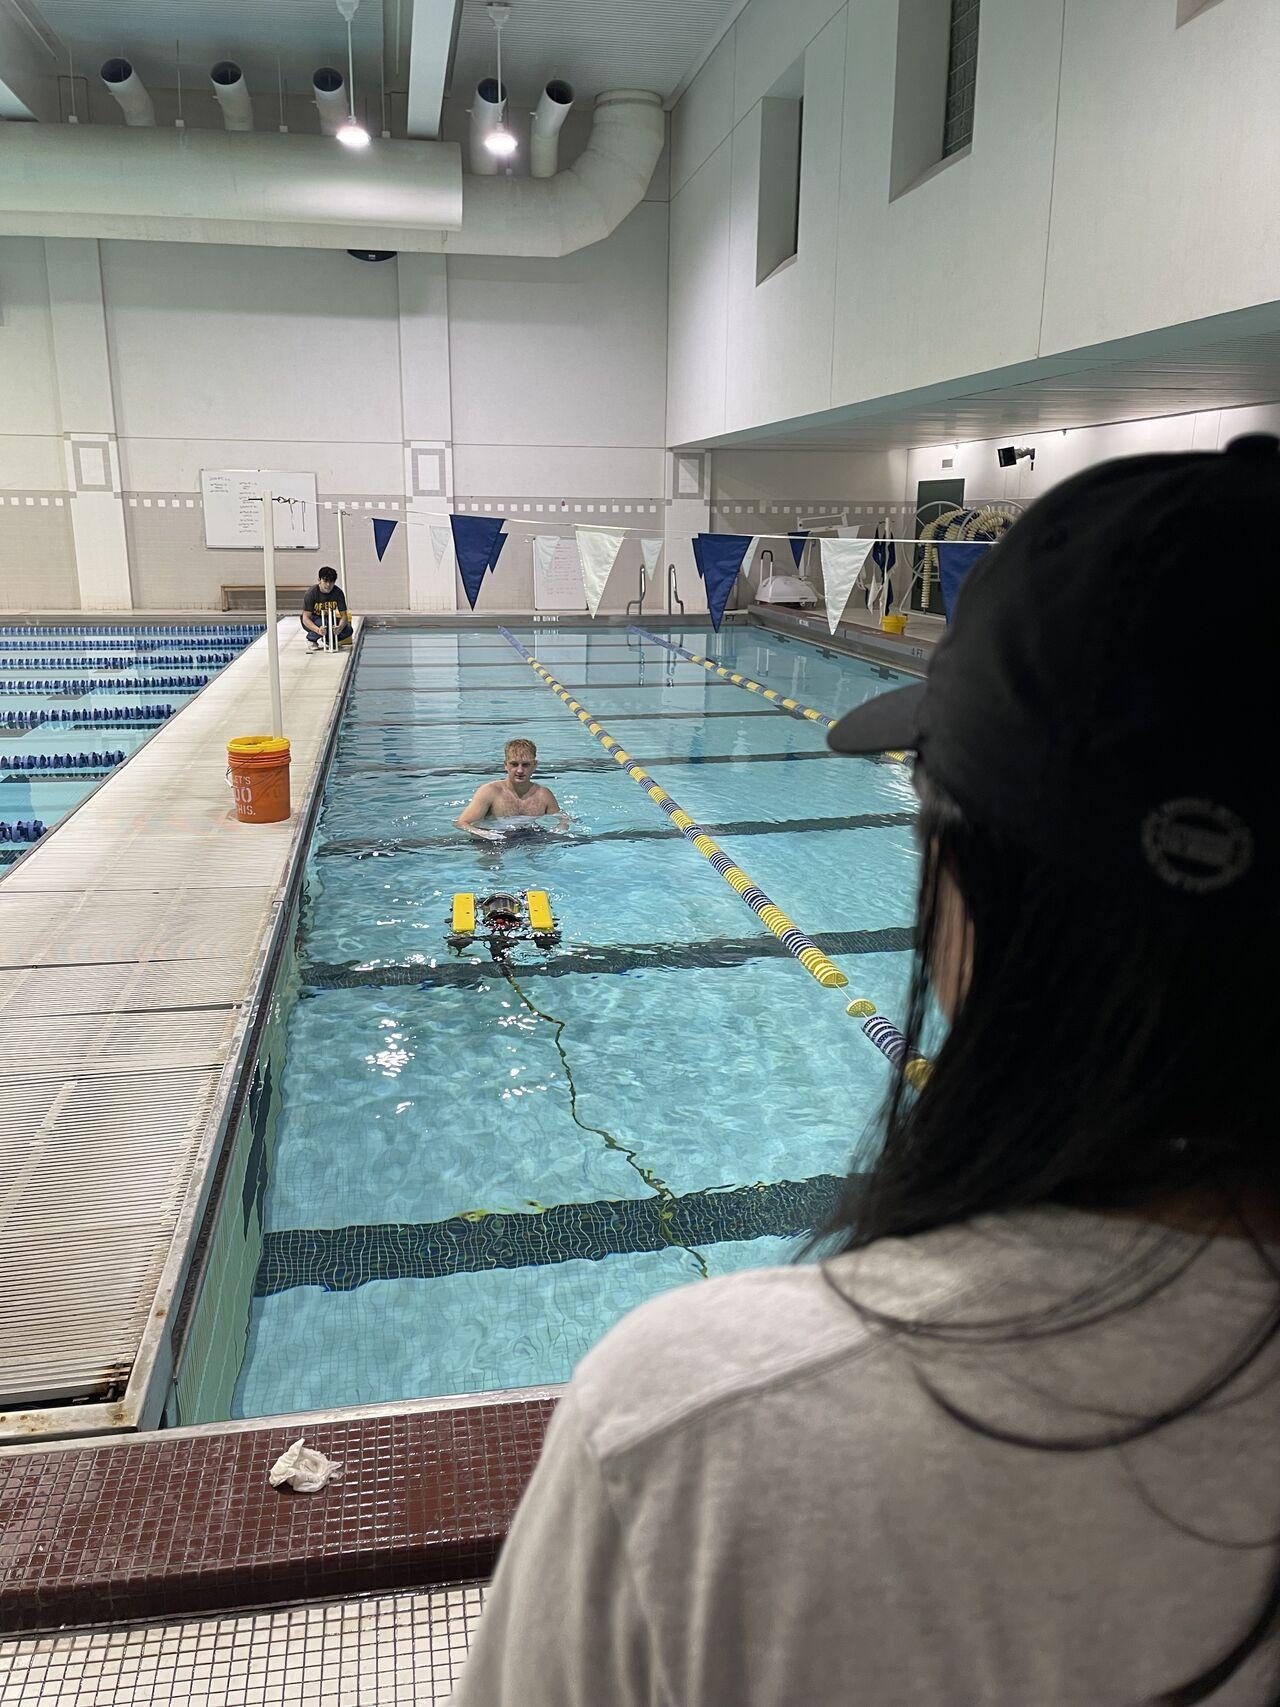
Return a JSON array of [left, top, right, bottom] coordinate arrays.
[[628, 625, 909, 764], [499, 629, 930, 1081]]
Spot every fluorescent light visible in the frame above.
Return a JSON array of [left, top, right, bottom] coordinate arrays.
[[484, 124, 517, 156], [337, 117, 371, 148]]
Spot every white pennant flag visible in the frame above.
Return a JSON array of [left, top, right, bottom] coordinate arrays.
[[818, 537, 876, 635], [575, 527, 627, 618], [640, 535, 663, 585], [428, 524, 454, 574]]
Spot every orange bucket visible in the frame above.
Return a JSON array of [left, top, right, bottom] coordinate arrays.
[[227, 735, 291, 824]]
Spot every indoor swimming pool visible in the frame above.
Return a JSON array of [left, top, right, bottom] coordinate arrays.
[[0, 624, 262, 861], [226, 623, 921, 1417]]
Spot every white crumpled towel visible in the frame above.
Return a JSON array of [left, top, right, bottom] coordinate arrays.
[[268, 1438, 342, 1494]]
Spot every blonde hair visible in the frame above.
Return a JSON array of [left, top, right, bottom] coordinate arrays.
[[504, 738, 537, 761]]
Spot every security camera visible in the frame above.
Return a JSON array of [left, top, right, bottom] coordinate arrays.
[[997, 445, 1035, 470], [347, 250, 397, 263]]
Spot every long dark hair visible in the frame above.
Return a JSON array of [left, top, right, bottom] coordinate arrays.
[[818, 767, 1280, 1704]]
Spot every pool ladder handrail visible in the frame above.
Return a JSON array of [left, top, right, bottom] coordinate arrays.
[[624, 557, 645, 618], [667, 563, 684, 616]]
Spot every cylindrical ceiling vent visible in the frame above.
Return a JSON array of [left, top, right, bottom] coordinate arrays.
[[530, 79, 573, 177], [468, 76, 506, 175], [312, 67, 348, 137], [211, 62, 253, 131], [100, 58, 155, 127]]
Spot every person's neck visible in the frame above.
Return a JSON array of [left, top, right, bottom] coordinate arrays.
[[509, 780, 533, 797]]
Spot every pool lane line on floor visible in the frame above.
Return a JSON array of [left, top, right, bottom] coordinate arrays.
[[495, 957, 709, 1278], [256, 1174, 847, 1294], [313, 810, 916, 858], [500, 629, 848, 989], [628, 625, 909, 761], [341, 707, 787, 730], [500, 629, 928, 1077], [345, 748, 839, 779], [299, 925, 913, 990], [353, 678, 760, 695]]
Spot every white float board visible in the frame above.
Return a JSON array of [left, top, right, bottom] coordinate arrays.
[[201, 470, 319, 550]]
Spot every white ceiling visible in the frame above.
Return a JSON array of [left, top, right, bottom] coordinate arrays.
[[19, 0, 736, 114], [687, 318, 1280, 453], [448, 0, 735, 104], [25, 0, 388, 98]]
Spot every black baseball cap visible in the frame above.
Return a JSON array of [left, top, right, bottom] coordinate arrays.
[[828, 434, 1280, 905]]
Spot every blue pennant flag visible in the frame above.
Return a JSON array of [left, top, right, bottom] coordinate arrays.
[[935, 540, 991, 620], [870, 525, 897, 609], [692, 533, 752, 632], [871, 525, 896, 578], [788, 531, 808, 569], [451, 514, 507, 610], [372, 517, 399, 562]]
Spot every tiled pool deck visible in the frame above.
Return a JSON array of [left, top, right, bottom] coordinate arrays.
[[0, 622, 355, 1441], [0, 1396, 553, 1633]]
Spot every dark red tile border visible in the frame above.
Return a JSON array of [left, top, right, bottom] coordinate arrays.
[[0, 1398, 555, 1632]]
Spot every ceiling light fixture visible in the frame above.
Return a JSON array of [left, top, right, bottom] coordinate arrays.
[[335, 0, 371, 148], [484, 3, 516, 158]]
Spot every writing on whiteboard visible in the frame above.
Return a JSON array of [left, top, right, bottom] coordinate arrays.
[[200, 469, 319, 550], [533, 535, 588, 611]]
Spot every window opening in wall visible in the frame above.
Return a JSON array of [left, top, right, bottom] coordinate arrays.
[[889, 0, 976, 200], [942, 0, 980, 158], [756, 57, 805, 285]]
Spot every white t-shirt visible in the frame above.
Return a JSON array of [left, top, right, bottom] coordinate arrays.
[[454, 1207, 1280, 1706]]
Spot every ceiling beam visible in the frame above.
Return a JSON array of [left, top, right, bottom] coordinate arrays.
[[0, 0, 63, 121], [404, 0, 460, 139]]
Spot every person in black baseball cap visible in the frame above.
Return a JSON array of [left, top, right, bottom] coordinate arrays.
[[812, 435, 1280, 1701]]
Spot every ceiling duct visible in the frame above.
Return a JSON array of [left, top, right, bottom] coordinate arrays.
[[468, 76, 505, 175], [531, 80, 574, 178], [0, 89, 664, 257], [100, 58, 155, 127], [211, 62, 253, 131], [312, 66, 347, 137]]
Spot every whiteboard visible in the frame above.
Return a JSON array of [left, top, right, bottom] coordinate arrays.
[[200, 469, 319, 550], [533, 535, 588, 611]]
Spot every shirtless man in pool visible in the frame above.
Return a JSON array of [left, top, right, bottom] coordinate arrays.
[[455, 738, 569, 837]]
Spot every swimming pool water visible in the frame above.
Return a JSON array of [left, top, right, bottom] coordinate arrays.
[[232, 623, 921, 1415], [0, 625, 260, 859]]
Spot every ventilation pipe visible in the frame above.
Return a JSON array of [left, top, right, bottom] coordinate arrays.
[[312, 67, 347, 137], [530, 80, 573, 178], [0, 88, 665, 257], [100, 59, 155, 127], [468, 77, 506, 175], [211, 61, 253, 131]]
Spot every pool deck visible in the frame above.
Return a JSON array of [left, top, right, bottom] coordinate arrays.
[[0, 622, 356, 1442]]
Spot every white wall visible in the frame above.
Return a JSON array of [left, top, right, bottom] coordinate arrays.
[[905, 401, 1280, 504], [667, 0, 1280, 446], [0, 146, 670, 611]]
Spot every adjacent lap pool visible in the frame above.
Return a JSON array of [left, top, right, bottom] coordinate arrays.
[[223, 622, 921, 1418]]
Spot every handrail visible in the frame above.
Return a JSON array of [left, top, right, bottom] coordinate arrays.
[[667, 563, 684, 615], [624, 557, 645, 617]]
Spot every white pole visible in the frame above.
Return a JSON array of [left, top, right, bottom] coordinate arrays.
[[336, 502, 348, 611], [262, 491, 284, 738]]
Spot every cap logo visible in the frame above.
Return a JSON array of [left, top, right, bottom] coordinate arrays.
[[1140, 799, 1254, 894]]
